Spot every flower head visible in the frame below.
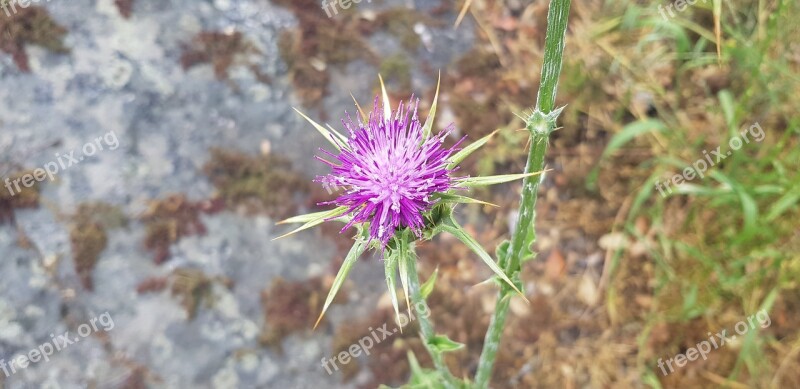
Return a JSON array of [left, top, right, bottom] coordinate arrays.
[[281, 81, 542, 329], [316, 97, 462, 246]]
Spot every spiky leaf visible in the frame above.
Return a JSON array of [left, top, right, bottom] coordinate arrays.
[[351, 92, 368, 123], [384, 252, 402, 330], [457, 171, 545, 188], [406, 351, 442, 388], [420, 267, 439, 299], [273, 206, 350, 240], [520, 212, 537, 263], [277, 206, 349, 225], [439, 218, 527, 300], [421, 72, 441, 140], [432, 193, 498, 207], [378, 74, 392, 118], [314, 238, 368, 328], [447, 130, 498, 169], [397, 236, 413, 315], [293, 108, 348, 150], [495, 240, 510, 268], [428, 334, 465, 353]]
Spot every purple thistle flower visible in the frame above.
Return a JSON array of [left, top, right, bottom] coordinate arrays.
[[316, 97, 463, 246]]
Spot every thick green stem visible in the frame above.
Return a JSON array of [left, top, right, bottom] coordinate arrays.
[[474, 293, 511, 385], [474, 125, 551, 387], [406, 242, 459, 388], [474, 0, 571, 386], [506, 128, 550, 274]]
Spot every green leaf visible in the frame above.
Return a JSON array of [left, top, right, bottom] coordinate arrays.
[[520, 215, 537, 263], [642, 370, 664, 389], [709, 171, 759, 241], [428, 334, 465, 353], [718, 90, 737, 136], [420, 267, 439, 299], [457, 171, 545, 188], [432, 193, 498, 207], [422, 72, 441, 140], [406, 351, 442, 388], [314, 238, 368, 328], [766, 184, 800, 222], [447, 130, 498, 169], [647, 19, 691, 54], [627, 174, 660, 223], [587, 119, 667, 189], [407, 351, 425, 376], [681, 284, 703, 319], [440, 218, 527, 301], [760, 288, 779, 313], [600, 119, 668, 161], [384, 252, 402, 330], [273, 206, 350, 240], [495, 240, 510, 268], [293, 108, 348, 150]]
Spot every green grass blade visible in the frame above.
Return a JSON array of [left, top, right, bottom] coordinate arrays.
[[766, 184, 800, 221], [709, 171, 759, 241], [718, 90, 737, 135], [588, 119, 667, 188], [601, 119, 668, 160]]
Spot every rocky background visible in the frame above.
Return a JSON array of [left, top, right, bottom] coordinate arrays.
[[3, 0, 799, 388], [0, 0, 475, 387]]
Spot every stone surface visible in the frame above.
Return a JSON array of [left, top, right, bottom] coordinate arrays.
[[0, 0, 474, 387]]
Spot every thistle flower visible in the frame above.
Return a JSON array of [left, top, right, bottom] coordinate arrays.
[[278, 76, 540, 328], [315, 97, 461, 246]]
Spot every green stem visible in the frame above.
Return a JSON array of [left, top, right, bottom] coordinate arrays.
[[506, 127, 551, 274], [474, 0, 571, 386], [474, 126, 550, 387], [474, 292, 511, 385], [405, 240, 459, 388]]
